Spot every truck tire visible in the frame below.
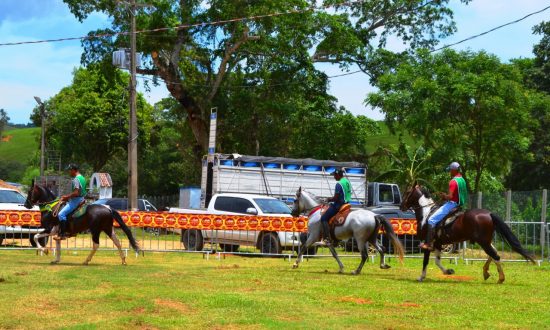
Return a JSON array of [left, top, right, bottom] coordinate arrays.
[[181, 229, 204, 251], [260, 232, 282, 255], [29, 236, 48, 247], [220, 244, 240, 252]]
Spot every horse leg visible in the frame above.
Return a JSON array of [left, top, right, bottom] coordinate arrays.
[[352, 239, 368, 275], [370, 237, 390, 269], [292, 232, 317, 269], [418, 250, 430, 282], [51, 238, 61, 264], [327, 245, 345, 273], [483, 257, 492, 280], [109, 228, 126, 265], [34, 232, 50, 255], [434, 248, 454, 275], [480, 242, 504, 283], [83, 232, 100, 265]]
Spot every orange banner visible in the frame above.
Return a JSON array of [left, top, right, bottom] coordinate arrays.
[[0, 211, 416, 235]]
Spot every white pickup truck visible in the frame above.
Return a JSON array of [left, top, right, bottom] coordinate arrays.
[[0, 187, 45, 247], [170, 193, 308, 254]]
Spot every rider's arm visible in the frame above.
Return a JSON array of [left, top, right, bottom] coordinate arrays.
[[439, 180, 457, 201], [327, 192, 341, 203], [62, 188, 81, 201]]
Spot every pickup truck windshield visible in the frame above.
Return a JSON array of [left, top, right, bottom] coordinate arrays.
[[0, 190, 27, 204], [254, 199, 291, 214]]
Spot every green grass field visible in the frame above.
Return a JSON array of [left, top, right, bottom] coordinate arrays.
[[0, 251, 548, 329], [0, 127, 40, 163]]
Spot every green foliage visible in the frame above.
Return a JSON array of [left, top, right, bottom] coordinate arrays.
[[63, 0, 468, 152], [42, 65, 154, 172], [367, 49, 535, 192], [0, 109, 9, 138]]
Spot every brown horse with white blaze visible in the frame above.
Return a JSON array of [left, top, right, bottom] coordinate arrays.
[[401, 184, 535, 283]]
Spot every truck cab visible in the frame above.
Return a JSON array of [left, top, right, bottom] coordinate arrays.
[[173, 193, 301, 254]]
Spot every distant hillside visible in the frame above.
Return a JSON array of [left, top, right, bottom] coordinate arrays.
[[364, 121, 417, 153], [0, 127, 40, 163]]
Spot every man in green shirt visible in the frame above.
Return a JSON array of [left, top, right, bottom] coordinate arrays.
[[420, 161, 468, 251], [318, 168, 352, 246], [55, 163, 87, 240]]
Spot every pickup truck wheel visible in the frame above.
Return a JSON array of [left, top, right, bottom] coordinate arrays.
[[181, 230, 204, 251], [260, 232, 282, 255], [220, 244, 240, 252], [30, 236, 48, 247]]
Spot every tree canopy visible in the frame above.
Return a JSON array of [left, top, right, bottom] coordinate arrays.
[[367, 49, 535, 192]]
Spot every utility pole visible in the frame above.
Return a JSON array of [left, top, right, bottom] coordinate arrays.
[[33, 96, 46, 177], [128, 0, 138, 211]]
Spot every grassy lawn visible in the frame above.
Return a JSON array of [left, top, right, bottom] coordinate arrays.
[[0, 251, 548, 329], [0, 127, 40, 162]]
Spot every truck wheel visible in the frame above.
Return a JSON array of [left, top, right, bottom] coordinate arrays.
[[29, 236, 48, 247], [0, 237, 3, 246], [441, 243, 458, 254], [260, 232, 282, 255], [220, 244, 240, 252], [181, 230, 204, 251]]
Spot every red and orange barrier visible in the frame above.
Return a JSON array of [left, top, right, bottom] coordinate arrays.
[[0, 211, 417, 235]]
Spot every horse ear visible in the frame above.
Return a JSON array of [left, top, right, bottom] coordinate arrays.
[[298, 186, 302, 193]]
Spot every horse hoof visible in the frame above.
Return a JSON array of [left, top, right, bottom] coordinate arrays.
[[445, 269, 455, 275], [483, 273, 491, 280], [82, 262, 89, 266], [50, 261, 59, 265], [338, 269, 345, 274], [380, 264, 391, 270], [417, 277, 425, 282], [497, 279, 504, 284], [292, 264, 298, 269], [351, 270, 360, 275]]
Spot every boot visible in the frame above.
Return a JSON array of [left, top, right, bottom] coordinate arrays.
[[54, 221, 67, 241], [318, 221, 332, 247], [419, 224, 434, 251]]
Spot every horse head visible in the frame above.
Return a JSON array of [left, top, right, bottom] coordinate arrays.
[[400, 181, 423, 211], [24, 179, 37, 209], [291, 187, 321, 217], [25, 181, 57, 209]]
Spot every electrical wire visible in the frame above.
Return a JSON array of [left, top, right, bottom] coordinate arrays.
[[0, 0, 363, 47]]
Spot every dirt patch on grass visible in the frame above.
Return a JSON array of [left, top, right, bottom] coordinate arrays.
[[1, 135, 13, 142], [0, 277, 6, 283], [437, 274, 475, 282], [216, 264, 240, 270], [133, 306, 146, 314], [154, 298, 192, 314], [338, 297, 373, 305], [400, 301, 421, 308], [14, 271, 28, 276]]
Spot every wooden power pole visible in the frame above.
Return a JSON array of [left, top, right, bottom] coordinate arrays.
[[128, 0, 138, 211]]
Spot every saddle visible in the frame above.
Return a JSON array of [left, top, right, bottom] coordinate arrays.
[[55, 199, 88, 221], [321, 204, 352, 241]]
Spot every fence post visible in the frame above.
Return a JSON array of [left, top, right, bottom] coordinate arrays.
[[476, 191, 482, 209], [505, 190, 512, 222], [541, 189, 547, 260]]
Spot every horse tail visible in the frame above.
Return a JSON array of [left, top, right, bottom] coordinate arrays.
[[376, 215, 404, 264], [490, 213, 535, 264], [112, 210, 140, 253]]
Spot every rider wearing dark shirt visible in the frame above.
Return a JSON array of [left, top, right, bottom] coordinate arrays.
[[319, 169, 352, 246]]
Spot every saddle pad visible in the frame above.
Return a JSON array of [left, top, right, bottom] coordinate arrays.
[[72, 203, 88, 219], [329, 204, 352, 227], [443, 211, 463, 227]]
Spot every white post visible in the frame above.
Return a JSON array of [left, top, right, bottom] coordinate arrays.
[[541, 189, 547, 259], [476, 191, 482, 209], [505, 190, 512, 222]]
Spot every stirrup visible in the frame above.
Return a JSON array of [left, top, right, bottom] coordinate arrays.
[[53, 235, 67, 241], [420, 242, 433, 251]]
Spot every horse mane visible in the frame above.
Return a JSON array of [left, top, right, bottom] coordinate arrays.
[[419, 186, 432, 199], [301, 190, 323, 203]]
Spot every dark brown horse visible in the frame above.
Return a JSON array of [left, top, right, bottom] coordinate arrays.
[[25, 181, 140, 265], [400, 184, 535, 283]]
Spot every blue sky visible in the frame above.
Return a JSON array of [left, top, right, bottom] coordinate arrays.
[[0, 0, 548, 124]]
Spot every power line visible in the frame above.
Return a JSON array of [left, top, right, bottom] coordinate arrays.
[[432, 4, 550, 52], [0, 0, 363, 47]]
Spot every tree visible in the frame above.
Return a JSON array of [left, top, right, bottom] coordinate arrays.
[[373, 142, 434, 190], [367, 49, 534, 192], [505, 22, 550, 190], [35, 65, 154, 172], [0, 108, 9, 138], [63, 0, 468, 153]]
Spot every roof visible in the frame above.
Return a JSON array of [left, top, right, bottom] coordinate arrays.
[[0, 180, 19, 190], [215, 193, 280, 200], [219, 154, 366, 168]]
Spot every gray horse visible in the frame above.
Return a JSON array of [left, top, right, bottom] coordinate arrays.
[[291, 188, 404, 274]]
